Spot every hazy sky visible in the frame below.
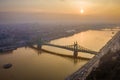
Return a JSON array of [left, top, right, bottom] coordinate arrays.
[[0, 0, 120, 23], [0, 0, 120, 13]]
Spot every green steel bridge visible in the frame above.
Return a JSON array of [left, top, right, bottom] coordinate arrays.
[[36, 40, 97, 57]]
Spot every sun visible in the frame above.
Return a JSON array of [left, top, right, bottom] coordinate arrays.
[[80, 9, 84, 14]]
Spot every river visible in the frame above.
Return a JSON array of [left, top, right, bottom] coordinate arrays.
[[0, 28, 119, 80]]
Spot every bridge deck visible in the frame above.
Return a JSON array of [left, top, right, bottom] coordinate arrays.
[[43, 43, 97, 54]]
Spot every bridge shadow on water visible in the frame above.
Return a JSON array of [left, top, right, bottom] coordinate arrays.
[[29, 46, 91, 64]]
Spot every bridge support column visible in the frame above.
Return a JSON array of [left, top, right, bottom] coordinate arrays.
[[74, 50, 78, 58], [73, 42, 78, 58], [37, 44, 42, 49], [37, 38, 42, 50]]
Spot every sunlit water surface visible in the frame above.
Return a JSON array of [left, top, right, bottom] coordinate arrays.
[[0, 29, 119, 80]]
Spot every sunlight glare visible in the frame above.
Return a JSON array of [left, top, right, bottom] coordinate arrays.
[[80, 9, 84, 14]]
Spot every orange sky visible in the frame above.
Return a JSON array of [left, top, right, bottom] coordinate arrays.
[[0, 0, 120, 14], [0, 0, 120, 23]]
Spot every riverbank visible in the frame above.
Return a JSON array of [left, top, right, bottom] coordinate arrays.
[[86, 51, 120, 80], [86, 31, 120, 80], [66, 30, 120, 80], [0, 23, 119, 51]]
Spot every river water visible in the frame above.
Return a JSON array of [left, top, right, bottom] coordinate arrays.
[[0, 28, 119, 80]]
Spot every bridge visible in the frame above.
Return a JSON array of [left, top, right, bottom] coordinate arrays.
[[29, 46, 91, 64], [36, 39, 97, 58]]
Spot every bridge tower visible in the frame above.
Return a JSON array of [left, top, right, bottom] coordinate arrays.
[[37, 38, 42, 49], [73, 42, 78, 58]]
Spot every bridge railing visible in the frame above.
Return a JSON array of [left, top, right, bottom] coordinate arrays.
[[42, 43, 97, 54]]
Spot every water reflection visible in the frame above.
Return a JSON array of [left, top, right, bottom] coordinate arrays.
[[29, 46, 90, 64], [0, 51, 14, 55]]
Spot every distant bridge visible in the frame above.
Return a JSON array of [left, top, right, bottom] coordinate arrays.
[[36, 39, 97, 58]]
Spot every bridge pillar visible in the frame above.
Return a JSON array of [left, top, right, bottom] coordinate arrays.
[[37, 38, 42, 50], [74, 51, 78, 58], [37, 44, 42, 49], [73, 42, 78, 58]]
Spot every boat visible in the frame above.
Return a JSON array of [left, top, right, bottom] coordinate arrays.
[[3, 64, 12, 69]]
